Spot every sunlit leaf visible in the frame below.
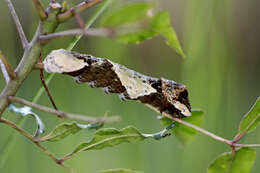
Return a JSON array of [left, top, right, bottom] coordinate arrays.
[[72, 126, 145, 154], [100, 2, 155, 27], [239, 97, 260, 134], [159, 109, 204, 144], [208, 147, 256, 173], [99, 168, 144, 173], [41, 122, 102, 142]]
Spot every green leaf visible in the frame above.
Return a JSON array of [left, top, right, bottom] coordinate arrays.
[[72, 126, 145, 153], [100, 3, 155, 27], [239, 97, 260, 133], [116, 29, 157, 44], [159, 109, 204, 144], [41, 122, 81, 142], [41, 122, 101, 142], [115, 11, 186, 58], [151, 11, 186, 58], [208, 147, 256, 173], [99, 168, 144, 173], [100, 3, 185, 58], [208, 152, 232, 173]]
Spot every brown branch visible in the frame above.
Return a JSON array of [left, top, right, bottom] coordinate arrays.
[[235, 143, 260, 147], [32, 0, 47, 20], [39, 56, 58, 110], [5, 0, 28, 48], [8, 96, 121, 123], [73, 10, 87, 31], [40, 28, 112, 43], [0, 118, 74, 173], [147, 105, 260, 149], [159, 110, 233, 145], [57, 0, 104, 23]]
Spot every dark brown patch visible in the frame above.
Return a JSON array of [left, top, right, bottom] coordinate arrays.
[[63, 51, 191, 118]]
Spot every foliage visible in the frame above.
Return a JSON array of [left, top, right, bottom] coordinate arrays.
[[239, 97, 260, 133], [208, 147, 256, 173], [0, 0, 259, 173], [100, 3, 186, 58]]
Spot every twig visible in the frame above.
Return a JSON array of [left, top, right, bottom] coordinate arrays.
[[5, 0, 28, 49], [235, 144, 260, 147], [39, 56, 58, 110], [73, 9, 87, 32], [8, 96, 121, 123], [170, 115, 233, 145], [146, 105, 260, 148], [32, 0, 47, 20], [0, 118, 74, 173], [57, 0, 104, 23], [166, 114, 260, 148], [40, 28, 112, 43]]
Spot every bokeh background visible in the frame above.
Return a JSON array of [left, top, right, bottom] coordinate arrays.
[[0, 0, 259, 172]]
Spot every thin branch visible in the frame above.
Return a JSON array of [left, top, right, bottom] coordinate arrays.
[[235, 144, 260, 148], [0, 117, 34, 140], [0, 51, 17, 80], [5, 0, 28, 48], [40, 28, 113, 43], [160, 111, 260, 148], [32, 0, 47, 20], [8, 96, 121, 123], [57, 0, 104, 23], [146, 101, 234, 145], [39, 56, 58, 110], [146, 105, 235, 146], [73, 9, 87, 32], [168, 114, 233, 145], [0, 118, 74, 173]]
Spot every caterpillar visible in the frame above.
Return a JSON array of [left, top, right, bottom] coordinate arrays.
[[43, 49, 191, 118]]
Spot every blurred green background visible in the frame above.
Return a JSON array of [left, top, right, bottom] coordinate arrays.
[[0, 0, 259, 173]]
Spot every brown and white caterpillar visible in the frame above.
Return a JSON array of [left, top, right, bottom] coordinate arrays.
[[43, 49, 191, 118]]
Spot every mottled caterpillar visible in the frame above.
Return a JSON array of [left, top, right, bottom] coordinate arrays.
[[43, 49, 191, 118]]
